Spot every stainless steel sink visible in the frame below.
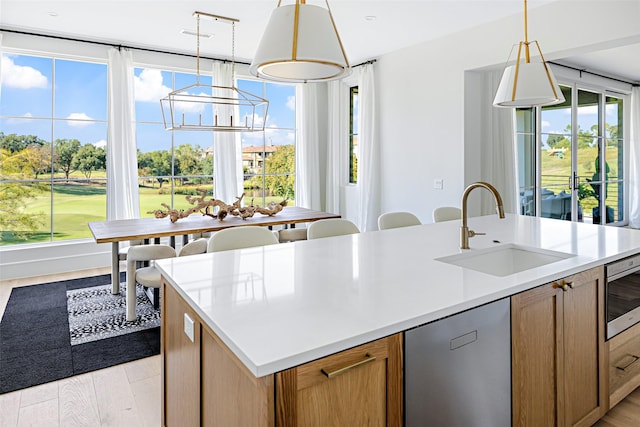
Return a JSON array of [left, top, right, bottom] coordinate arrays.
[[436, 243, 575, 277]]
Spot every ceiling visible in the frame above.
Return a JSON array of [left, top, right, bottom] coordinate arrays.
[[1, 0, 639, 84]]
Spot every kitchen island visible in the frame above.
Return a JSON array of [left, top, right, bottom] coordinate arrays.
[[156, 214, 640, 426]]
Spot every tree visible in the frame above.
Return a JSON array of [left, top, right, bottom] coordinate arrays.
[[72, 144, 106, 178], [175, 144, 202, 182], [546, 134, 568, 149], [0, 133, 46, 153], [138, 150, 172, 188], [24, 143, 53, 179], [264, 145, 295, 200], [0, 149, 44, 239], [54, 139, 81, 180]]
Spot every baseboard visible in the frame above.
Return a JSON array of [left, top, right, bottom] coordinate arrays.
[[0, 240, 111, 280]]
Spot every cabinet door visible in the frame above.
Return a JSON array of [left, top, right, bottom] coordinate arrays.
[[162, 282, 201, 427], [512, 282, 564, 426], [562, 267, 606, 427], [511, 266, 606, 427], [275, 334, 402, 427]]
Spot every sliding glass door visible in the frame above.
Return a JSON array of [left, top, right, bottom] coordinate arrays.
[[517, 84, 627, 225]]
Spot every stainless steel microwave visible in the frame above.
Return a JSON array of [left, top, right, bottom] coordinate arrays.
[[606, 253, 640, 340]]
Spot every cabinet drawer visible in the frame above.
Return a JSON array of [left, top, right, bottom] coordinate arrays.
[[609, 323, 640, 408], [296, 338, 390, 390]]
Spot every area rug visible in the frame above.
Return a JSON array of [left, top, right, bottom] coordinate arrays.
[[0, 274, 160, 394]]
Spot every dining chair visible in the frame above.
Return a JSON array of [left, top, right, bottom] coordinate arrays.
[[207, 227, 280, 253], [118, 239, 144, 264], [377, 211, 421, 230], [125, 238, 208, 321], [307, 219, 360, 239], [278, 227, 308, 243], [432, 207, 462, 223]]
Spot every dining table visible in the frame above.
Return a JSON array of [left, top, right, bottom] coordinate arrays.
[[88, 206, 341, 294]]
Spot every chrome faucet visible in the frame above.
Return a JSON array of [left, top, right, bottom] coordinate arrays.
[[460, 182, 505, 249]]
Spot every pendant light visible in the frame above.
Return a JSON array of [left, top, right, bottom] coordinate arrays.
[[249, 0, 350, 83], [493, 0, 565, 108], [161, 11, 268, 131]]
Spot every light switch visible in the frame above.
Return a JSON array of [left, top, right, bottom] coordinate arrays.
[[434, 179, 444, 189], [184, 313, 195, 342]]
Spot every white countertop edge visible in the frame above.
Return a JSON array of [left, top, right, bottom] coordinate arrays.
[[159, 253, 611, 378]]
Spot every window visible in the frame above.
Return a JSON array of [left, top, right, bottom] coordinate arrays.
[[349, 86, 359, 183], [517, 83, 627, 226], [239, 79, 296, 206], [134, 69, 296, 214], [1, 53, 108, 246], [134, 67, 215, 216]]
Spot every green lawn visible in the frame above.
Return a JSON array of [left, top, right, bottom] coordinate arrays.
[[2, 182, 293, 246]]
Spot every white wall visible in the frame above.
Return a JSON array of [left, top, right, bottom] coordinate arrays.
[[371, 0, 640, 224]]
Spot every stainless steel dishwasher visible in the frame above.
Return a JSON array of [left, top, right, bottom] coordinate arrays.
[[405, 298, 511, 426]]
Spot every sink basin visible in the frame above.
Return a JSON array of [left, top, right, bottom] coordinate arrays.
[[436, 244, 575, 277]]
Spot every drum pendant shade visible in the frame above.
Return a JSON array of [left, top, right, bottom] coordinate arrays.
[[249, 2, 350, 83]]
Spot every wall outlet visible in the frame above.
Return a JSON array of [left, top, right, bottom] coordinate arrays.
[[184, 313, 195, 342], [434, 179, 444, 189]]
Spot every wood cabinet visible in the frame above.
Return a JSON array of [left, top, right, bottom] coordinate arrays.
[[161, 280, 402, 426], [511, 266, 607, 427], [609, 322, 640, 408], [275, 334, 403, 427], [162, 282, 201, 427]]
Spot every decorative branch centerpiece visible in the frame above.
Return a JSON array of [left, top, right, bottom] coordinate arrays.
[[147, 189, 287, 223]]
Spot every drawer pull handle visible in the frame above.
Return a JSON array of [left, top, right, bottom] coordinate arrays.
[[554, 280, 574, 291], [321, 353, 376, 378], [616, 354, 640, 371]]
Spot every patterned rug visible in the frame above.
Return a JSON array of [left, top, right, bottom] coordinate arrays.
[[67, 282, 160, 346], [0, 274, 160, 394]]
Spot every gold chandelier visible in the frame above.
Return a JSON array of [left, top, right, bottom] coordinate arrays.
[[161, 11, 269, 131]]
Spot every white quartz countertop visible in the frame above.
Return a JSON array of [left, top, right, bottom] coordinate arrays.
[[156, 214, 640, 377]]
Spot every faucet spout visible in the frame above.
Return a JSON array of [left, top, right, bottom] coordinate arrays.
[[460, 182, 505, 249]]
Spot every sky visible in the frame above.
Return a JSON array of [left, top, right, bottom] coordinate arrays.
[[0, 53, 296, 153], [2, 53, 621, 154]]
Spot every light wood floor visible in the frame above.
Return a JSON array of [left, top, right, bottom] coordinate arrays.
[[0, 268, 160, 427], [1, 269, 639, 426]]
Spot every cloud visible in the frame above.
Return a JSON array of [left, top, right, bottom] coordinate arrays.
[[135, 68, 172, 102], [286, 95, 295, 111], [66, 112, 94, 127], [6, 113, 35, 124], [1, 56, 49, 89], [541, 120, 551, 129], [94, 140, 107, 148]]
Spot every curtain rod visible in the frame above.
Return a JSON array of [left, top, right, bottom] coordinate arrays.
[[548, 60, 639, 87], [3, 28, 378, 73], [2, 28, 382, 79], [353, 59, 377, 68], [0, 28, 250, 65]]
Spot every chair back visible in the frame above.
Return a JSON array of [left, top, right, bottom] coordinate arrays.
[[278, 228, 308, 243], [178, 238, 208, 256], [432, 207, 462, 223], [307, 219, 360, 240], [207, 227, 280, 253], [127, 244, 176, 263], [378, 212, 421, 230]]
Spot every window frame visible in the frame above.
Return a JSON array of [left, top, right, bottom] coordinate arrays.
[[516, 76, 630, 227]]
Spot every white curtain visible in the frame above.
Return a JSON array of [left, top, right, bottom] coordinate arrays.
[[479, 70, 518, 215], [107, 47, 140, 220], [295, 84, 321, 210], [629, 86, 640, 228], [212, 62, 243, 203], [356, 64, 381, 232], [326, 81, 346, 214]]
